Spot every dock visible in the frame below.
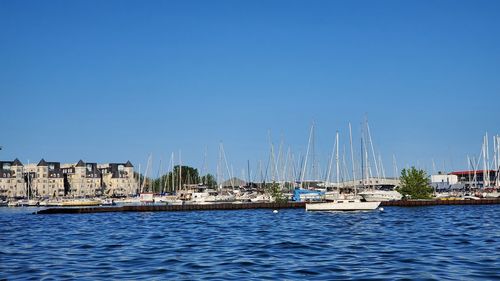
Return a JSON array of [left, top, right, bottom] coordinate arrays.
[[34, 198, 500, 214]]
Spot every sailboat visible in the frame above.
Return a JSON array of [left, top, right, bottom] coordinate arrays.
[[305, 199, 380, 211], [358, 189, 402, 202], [305, 125, 381, 211]]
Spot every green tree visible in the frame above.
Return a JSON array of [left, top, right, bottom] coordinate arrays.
[[397, 167, 433, 199], [266, 182, 287, 203], [200, 173, 217, 188], [153, 165, 201, 193]]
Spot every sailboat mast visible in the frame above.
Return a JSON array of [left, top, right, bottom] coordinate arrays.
[[138, 164, 141, 194], [258, 160, 263, 189], [26, 163, 29, 200], [220, 143, 234, 188], [378, 153, 386, 178], [482, 135, 488, 188], [486, 133, 490, 187], [326, 136, 335, 185], [393, 154, 398, 180], [349, 122, 356, 183], [156, 159, 162, 194], [361, 134, 364, 187], [311, 124, 316, 183], [141, 155, 151, 193], [270, 140, 276, 182], [336, 131, 340, 186], [277, 137, 284, 184], [496, 135, 500, 187], [366, 121, 380, 180], [301, 123, 314, 186], [179, 150, 182, 191], [202, 146, 208, 185], [342, 147, 348, 186], [493, 136, 498, 186], [164, 153, 173, 193]]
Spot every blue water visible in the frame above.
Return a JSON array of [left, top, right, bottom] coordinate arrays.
[[1, 206, 499, 280]]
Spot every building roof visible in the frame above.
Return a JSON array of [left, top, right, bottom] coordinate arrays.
[[37, 159, 48, 166], [0, 170, 13, 178], [100, 163, 128, 178], [76, 160, 86, 167], [124, 161, 134, 167], [11, 158, 23, 166], [449, 170, 496, 175], [220, 177, 247, 187]]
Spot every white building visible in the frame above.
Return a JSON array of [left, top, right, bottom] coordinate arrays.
[[430, 174, 458, 185]]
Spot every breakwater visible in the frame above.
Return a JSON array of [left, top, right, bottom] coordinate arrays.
[[381, 198, 500, 207], [35, 202, 306, 214], [35, 199, 500, 214]]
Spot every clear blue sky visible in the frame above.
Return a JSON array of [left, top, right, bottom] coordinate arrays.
[[1, 0, 499, 178]]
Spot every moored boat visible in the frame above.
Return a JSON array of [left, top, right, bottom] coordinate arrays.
[[482, 191, 500, 198], [60, 199, 101, 207], [359, 190, 402, 202], [100, 199, 116, 206], [306, 199, 380, 211]]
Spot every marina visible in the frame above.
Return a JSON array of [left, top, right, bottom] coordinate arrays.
[[2, 1, 500, 279]]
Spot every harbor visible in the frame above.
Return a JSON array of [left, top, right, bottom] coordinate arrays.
[[2, 1, 500, 279]]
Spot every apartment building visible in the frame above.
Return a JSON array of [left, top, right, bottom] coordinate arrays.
[[0, 158, 137, 198]]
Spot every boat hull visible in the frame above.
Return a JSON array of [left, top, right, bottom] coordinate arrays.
[[60, 200, 101, 207], [306, 201, 381, 211], [359, 191, 402, 202]]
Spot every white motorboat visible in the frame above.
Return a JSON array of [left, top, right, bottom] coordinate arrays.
[[7, 201, 19, 207], [358, 190, 402, 202], [60, 199, 101, 207], [462, 195, 481, 200], [116, 197, 142, 205], [482, 191, 500, 198], [250, 194, 271, 203], [306, 199, 381, 211], [100, 199, 116, 206], [27, 199, 41, 206], [153, 195, 183, 205], [191, 190, 235, 204], [7, 199, 29, 207]]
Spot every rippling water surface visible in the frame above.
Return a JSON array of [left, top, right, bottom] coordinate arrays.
[[1, 205, 499, 280]]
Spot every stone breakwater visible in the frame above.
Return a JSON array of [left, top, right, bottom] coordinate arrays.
[[35, 199, 500, 214]]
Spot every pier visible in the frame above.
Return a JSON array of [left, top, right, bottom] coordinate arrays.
[[34, 199, 500, 214]]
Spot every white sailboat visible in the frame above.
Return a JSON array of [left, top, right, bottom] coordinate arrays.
[[306, 199, 380, 211], [306, 128, 381, 211]]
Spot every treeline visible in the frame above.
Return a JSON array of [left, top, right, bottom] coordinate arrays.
[[135, 165, 217, 193]]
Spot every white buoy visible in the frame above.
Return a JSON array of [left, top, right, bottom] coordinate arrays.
[[379, 207, 384, 212], [273, 210, 279, 213]]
